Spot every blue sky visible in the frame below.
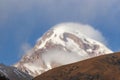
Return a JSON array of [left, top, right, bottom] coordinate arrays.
[[0, 0, 120, 65]]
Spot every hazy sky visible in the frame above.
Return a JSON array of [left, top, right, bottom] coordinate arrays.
[[0, 0, 120, 65]]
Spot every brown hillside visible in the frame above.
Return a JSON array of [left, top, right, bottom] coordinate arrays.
[[34, 52, 120, 80]]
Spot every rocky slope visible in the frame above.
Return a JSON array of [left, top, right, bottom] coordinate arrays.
[[34, 52, 120, 80], [15, 23, 112, 77], [0, 64, 32, 80], [0, 74, 9, 80]]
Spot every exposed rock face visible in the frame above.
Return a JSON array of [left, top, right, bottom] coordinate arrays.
[[14, 23, 112, 77], [0, 64, 32, 80], [33, 52, 120, 80]]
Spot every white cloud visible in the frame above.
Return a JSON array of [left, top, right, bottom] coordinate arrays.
[[21, 43, 32, 53], [53, 22, 106, 44], [19, 43, 32, 57], [42, 49, 90, 66]]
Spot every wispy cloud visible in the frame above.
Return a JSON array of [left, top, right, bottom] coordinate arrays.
[[42, 49, 90, 65], [0, 0, 119, 23], [53, 22, 106, 44], [19, 43, 32, 58]]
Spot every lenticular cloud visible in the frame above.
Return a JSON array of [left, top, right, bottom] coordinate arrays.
[[52, 22, 106, 44]]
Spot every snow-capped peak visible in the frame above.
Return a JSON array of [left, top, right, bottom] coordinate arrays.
[[14, 23, 113, 77]]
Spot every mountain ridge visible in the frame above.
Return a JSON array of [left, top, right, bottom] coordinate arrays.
[[14, 23, 112, 77]]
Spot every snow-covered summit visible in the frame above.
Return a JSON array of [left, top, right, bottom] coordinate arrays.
[[52, 23, 105, 43], [15, 23, 113, 77]]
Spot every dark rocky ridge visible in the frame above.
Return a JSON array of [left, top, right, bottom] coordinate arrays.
[[0, 73, 9, 80], [34, 52, 120, 80], [0, 64, 32, 80]]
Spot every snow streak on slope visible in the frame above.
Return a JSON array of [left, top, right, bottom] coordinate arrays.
[[15, 23, 113, 77]]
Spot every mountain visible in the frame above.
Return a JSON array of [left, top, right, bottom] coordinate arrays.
[[14, 23, 112, 77], [0, 64, 32, 80], [33, 52, 120, 80]]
